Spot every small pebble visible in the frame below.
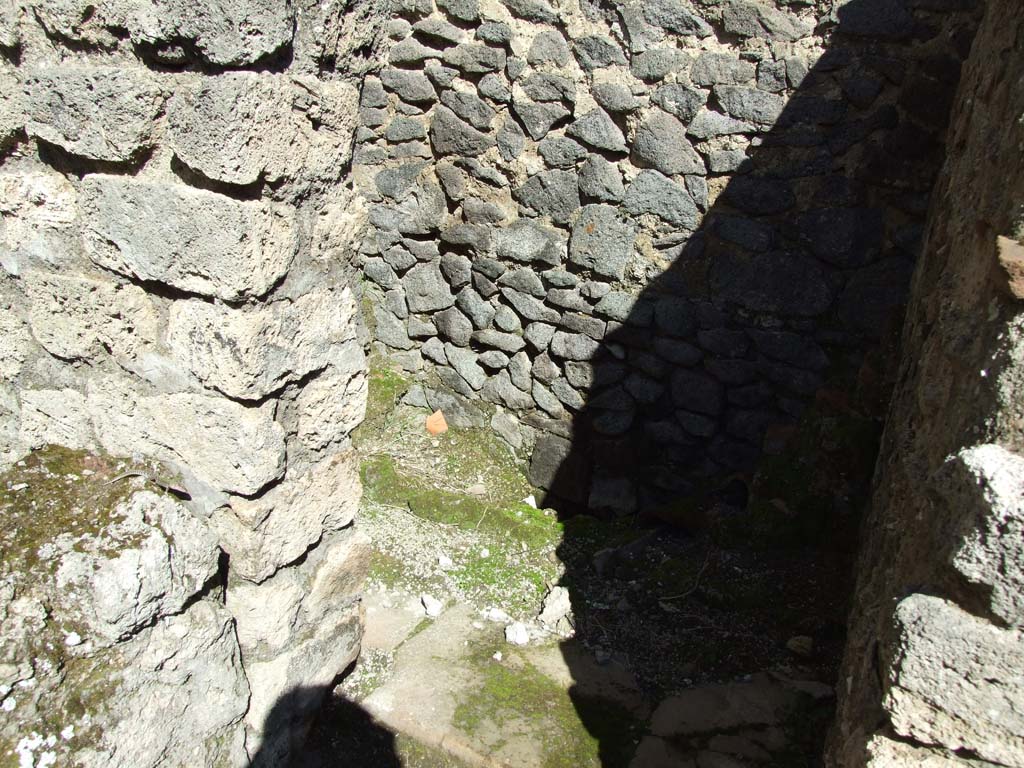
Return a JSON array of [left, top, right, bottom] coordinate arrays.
[[492, 651, 503, 662], [438, 554, 454, 569], [10, 483, 27, 491], [505, 622, 530, 646], [480, 548, 490, 558], [64, 632, 82, 647], [421, 594, 443, 617]]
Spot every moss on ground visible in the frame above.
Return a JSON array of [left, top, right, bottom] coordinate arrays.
[[354, 357, 412, 447], [453, 646, 641, 768]]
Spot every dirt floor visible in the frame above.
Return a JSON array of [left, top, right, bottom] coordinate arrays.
[[298, 357, 856, 767]]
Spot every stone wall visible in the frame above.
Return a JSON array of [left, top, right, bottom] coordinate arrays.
[[354, 0, 982, 515], [828, 0, 1024, 764], [0, 1, 385, 764]]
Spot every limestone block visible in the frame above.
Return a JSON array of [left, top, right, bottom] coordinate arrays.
[[22, 271, 159, 362], [18, 388, 95, 450], [128, 0, 295, 66], [211, 451, 363, 582], [88, 375, 286, 495], [85, 600, 250, 768], [884, 594, 1024, 766], [0, 383, 21, 465], [0, 308, 34, 381], [290, 362, 367, 454], [168, 74, 359, 186], [231, 528, 368, 763], [23, 67, 165, 163], [865, 735, 975, 767], [932, 444, 1024, 627], [167, 287, 360, 401], [226, 526, 370, 652], [0, 70, 23, 150], [81, 176, 296, 301], [0, 171, 80, 275], [54, 491, 221, 644], [28, 0, 133, 46]]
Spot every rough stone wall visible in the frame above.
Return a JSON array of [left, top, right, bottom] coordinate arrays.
[[829, 1, 1024, 764], [354, 0, 981, 515], [0, 1, 385, 764]]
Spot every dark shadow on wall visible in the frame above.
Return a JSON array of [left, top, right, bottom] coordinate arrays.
[[537, 0, 982, 764], [251, 683, 402, 768]]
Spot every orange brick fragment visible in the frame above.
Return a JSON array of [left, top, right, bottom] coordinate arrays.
[[426, 409, 448, 435]]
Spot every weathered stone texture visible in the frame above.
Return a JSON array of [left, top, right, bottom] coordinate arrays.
[[24, 67, 165, 163], [830, 1, 1024, 763], [81, 176, 297, 301]]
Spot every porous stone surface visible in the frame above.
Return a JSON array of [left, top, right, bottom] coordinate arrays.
[[829, 1, 1024, 763], [355, 0, 978, 519], [0, 4, 383, 766]]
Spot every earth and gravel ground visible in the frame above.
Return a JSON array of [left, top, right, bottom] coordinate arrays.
[[299, 357, 852, 767]]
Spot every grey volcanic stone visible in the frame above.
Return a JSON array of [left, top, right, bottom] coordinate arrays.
[[501, 287, 561, 323], [441, 90, 497, 130], [533, 381, 566, 418], [544, 269, 579, 288], [365, 258, 399, 288], [569, 205, 637, 281], [464, 199, 508, 225], [691, 54, 755, 86], [435, 306, 474, 345], [404, 262, 455, 312], [25, 67, 165, 163], [594, 291, 638, 321], [551, 331, 599, 360], [715, 86, 785, 125], [509, 351, 532, 389], [721, 176, 795, 215], [539, 137, 588, 169], [456, 286, 496, 328], [671, 369, 724, 415], [372, 301, 414, 350], [425, 61, 459, 88], [444, 43, 506, 73], [653, 297, 698, 336], [386, 117, 428, 142], [710, 251, 833, 316], [479, 73, 512, 103], [497, 117, 526, 160], [651, 84, 707, 124], [551, 378, 585, 410], [593, 83, 643, 113], [716, 216, 775, 251], [479, 350, 510, 369], [441, 252, 472, 288], [441, 223, 491, 253], [624, 170, 700, 229], [477, 22, 512, 44], [361, 77, 388, 108], [482, 370, 535, 409], [525, 322, 556, 352], [389, 37, 443, 65], [472, 329, 527, 353], [521, 73, 576, 104], [748, 331, 829, 370], [532, 353, 560, 384], [511, 94, 571, 140], [380, 69, 437, 104], [708, 149, 750, 173], [687, 109, 754, 139], [795, 208, 884, 267], [513, 170, 581, 225], [498, 267, 546, 297], [758, 60, 788, 93], [547, 288, 590, 312], [437, 0, 480, 22], [474, 257, 506, 280], [494, 219, 565, 266], [422, 337, 448, 364], [501, 0, 559, 24], [494, 305, 522, 332], [376, 163, 426, 200], [573, 36, 627, 70], [631, 49, 690, 82], [430, 106, 496, 156], [654, 338, 702, 365], [723, 0, 814, 42], [445, 344, 487, 389], [560, 313, 605, 339], [384, 244, 417, 271], [413, 16, 466, 45], [566, 109, 627, 153], [632, 112, 706, 175], [642, 0, 713, 36], [528, 31, 571, 66], [409, 315, 437, 338]]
